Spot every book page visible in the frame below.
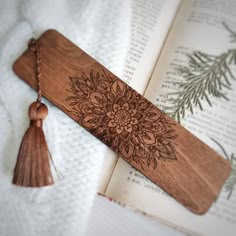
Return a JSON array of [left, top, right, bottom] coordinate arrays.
[[105, 0, 236, 235], [97, 0, 181, 193], [121, 0, 181, 94]]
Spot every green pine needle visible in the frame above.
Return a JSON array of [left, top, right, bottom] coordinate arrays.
[[223, 22, 236, 43], [211, 138, 236, 200]]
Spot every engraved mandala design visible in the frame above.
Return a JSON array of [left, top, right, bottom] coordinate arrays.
[[67, 70, 177, 169]]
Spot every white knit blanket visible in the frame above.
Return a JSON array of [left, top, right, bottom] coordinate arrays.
[[0, 0, 130, 235]]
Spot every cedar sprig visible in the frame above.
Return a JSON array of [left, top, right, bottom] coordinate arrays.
[[211, 138, 236, 200], [164, 49, 236, 122], [164, 23, 236, 122], [223, 22, 236, 43]]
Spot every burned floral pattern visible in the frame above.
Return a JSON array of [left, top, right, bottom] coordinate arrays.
[[67, 70, 177, 169], [107, 103, 138, 134]]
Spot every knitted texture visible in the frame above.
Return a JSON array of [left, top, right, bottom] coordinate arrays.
[[0, 0, 130, 235]]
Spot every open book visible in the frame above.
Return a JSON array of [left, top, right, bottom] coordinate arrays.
[[97, 0, 236, 235]]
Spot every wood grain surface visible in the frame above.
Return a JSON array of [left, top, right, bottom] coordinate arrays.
[[13, 29, 231, 214]]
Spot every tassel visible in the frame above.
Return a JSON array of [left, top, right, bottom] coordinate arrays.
[[12, 101, 54, 187], [13, 38, 55, 187]]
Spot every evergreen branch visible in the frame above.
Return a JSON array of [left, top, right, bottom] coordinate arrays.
[[210, 138, 230, 160], [223, 22, 236, 43], [164, 23, 236, 122], [225, 157, 236, 199], [164, 49, 236, 122], [211, 138, 236, 200]]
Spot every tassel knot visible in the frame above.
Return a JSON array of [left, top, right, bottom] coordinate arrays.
[[29, 101, 48, 126], [29, 101, 48, 120]]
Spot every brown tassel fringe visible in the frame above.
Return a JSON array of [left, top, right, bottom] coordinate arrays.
[[12, 102, 54, 187]]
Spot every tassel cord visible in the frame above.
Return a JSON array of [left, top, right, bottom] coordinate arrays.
[[28, 38, 42, 105]]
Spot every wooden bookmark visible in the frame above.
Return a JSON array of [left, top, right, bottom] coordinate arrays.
[[13, 29, 231, 214]]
